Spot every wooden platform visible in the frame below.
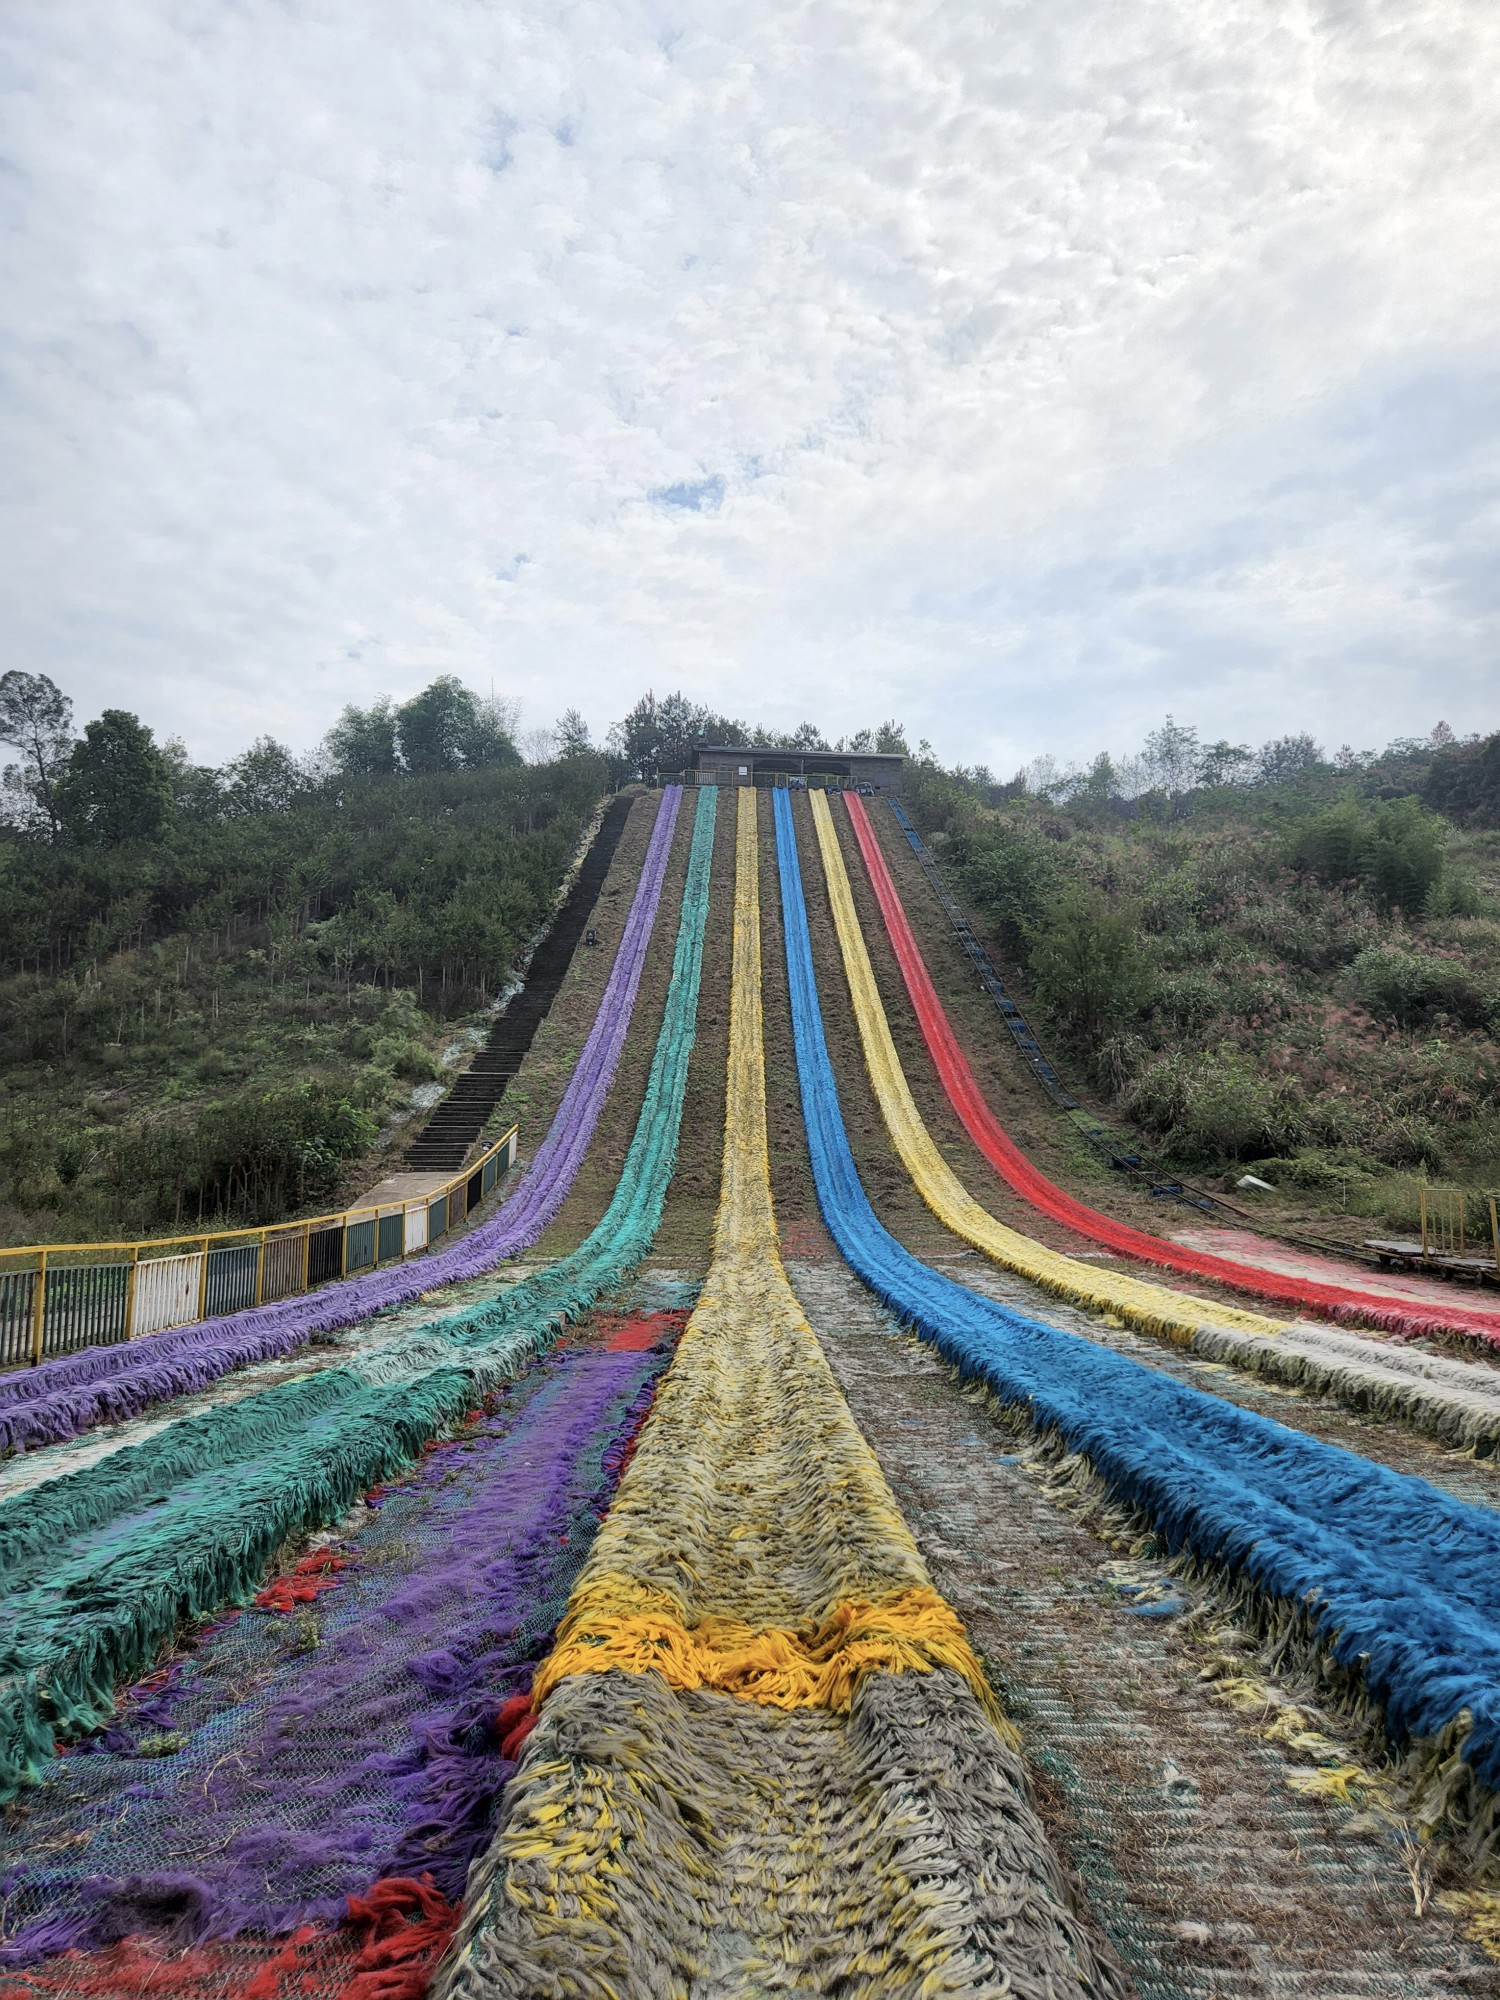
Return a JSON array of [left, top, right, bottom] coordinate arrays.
[[1365, 1237, 1500, 1285]]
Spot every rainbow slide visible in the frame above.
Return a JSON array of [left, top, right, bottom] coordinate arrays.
[[3, 778, 1500, 1993]]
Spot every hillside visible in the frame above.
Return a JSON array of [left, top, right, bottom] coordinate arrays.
[[903, 728, 1500, 1245], [0, 749, 607, 1246]]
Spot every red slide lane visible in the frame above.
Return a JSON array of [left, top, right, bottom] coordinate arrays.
[[841, 790, 1500, 1349]]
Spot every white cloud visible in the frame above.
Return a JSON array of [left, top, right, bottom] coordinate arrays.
[[1, 0, 1498, 765]]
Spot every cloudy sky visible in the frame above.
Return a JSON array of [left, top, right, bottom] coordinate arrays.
[[3, 0, 1498, 773]]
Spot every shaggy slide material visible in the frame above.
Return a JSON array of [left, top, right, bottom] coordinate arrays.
[[808, 789, 1289, 1349], [0, 1334, 673, 1972], [775, 786, 1500, 1864], [435, 788, 1127, 2000], [842, 787, 1500, 1352], [832, 790, 1500, 1449]]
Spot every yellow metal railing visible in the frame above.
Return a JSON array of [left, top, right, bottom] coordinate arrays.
[[1420, 1185, 1466, 1260], [0, 1126, 518, 1369]]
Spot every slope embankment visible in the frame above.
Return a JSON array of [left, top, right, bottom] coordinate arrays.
[[0, 792, 682, 1457], [819, 790, 1500, 1453]]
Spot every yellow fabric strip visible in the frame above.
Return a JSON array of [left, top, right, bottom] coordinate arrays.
[[537, 785, 1005, 1726], [807, 788, 1287, 1345], [533, 1580, 994, 1718]]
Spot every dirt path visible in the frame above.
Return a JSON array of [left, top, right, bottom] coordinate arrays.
[[791, 1255, 1500, 2000]]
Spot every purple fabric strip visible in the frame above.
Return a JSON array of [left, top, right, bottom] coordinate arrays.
[[0, 789, 683, 1454], [0, 1337, 672, 1957]]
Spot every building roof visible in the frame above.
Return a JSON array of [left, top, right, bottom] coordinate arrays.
[[692, 745, 903, 764]]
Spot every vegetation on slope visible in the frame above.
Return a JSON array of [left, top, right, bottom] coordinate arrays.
[[903, 720, 1500, 1235], [4, 660, 1496, 1253], [0, 671, 607, 1246]]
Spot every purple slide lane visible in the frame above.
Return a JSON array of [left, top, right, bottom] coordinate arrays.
[[0, 787, 683, 1455]]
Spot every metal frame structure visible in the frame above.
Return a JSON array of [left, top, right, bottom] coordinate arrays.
[[0, 1125, 518, 1369]]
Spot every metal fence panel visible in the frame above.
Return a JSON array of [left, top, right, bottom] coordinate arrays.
[[134, 1253, 203, 1337], [0, 1271, 36, 1368], [43, 1263, 130, 1355], [1, 1127, 516, 1371], [205, 1244, 260, 1318], [345, 1217, 376, 1275], [261, 1233, 305, 1303], [307, 1225, 343, 1287]]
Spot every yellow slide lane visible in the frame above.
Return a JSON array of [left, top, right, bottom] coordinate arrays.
[[807, 788, 1288, 1346], [534, 785, 1002, 1721]]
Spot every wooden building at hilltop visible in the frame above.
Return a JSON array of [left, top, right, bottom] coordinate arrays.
[[689, 745, 904, 793]]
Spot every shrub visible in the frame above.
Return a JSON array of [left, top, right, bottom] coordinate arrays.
[[110, 1084, 379, 1229], [1346, 945, 1491, 1029], [1120, 1047, 1307, 1164], [1290, 794, 1449, 913], [956, 817, 1069, 950], [369, 1033, 440, 1081], [1026, 886, 1154, 1051]]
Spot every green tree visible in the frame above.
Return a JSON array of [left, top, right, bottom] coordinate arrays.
[[160, 736, 226, 821], [461, 694, 524, 769], [1255, 732, 1324, 787], [326, 697, 399, 774], [1140, 715, 1200, 796], [55, 710, 174, 847], [396, 678, 475, 773], [222, 737, 309, 815], [614, 690, 745, 782], [395, 677, 520, 773], [873, 719, 910, 755], [0, 670, 75, 839], [1078, 751, 1119, 800], [1197, 739, 1253, 788], [555, 707, 593, 757], [1027, 885, 1153, 1051]]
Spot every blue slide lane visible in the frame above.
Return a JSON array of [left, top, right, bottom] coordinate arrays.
[[772, 787, 1500, 1788]]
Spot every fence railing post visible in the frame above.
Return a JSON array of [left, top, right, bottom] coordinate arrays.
[[126, 1246, 140, 1342], [301, 1224, 312, 1296], [197, 1237, 210, 1322], [30, 1250, 47, 1366], [255, 1229, 267, 1306]]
